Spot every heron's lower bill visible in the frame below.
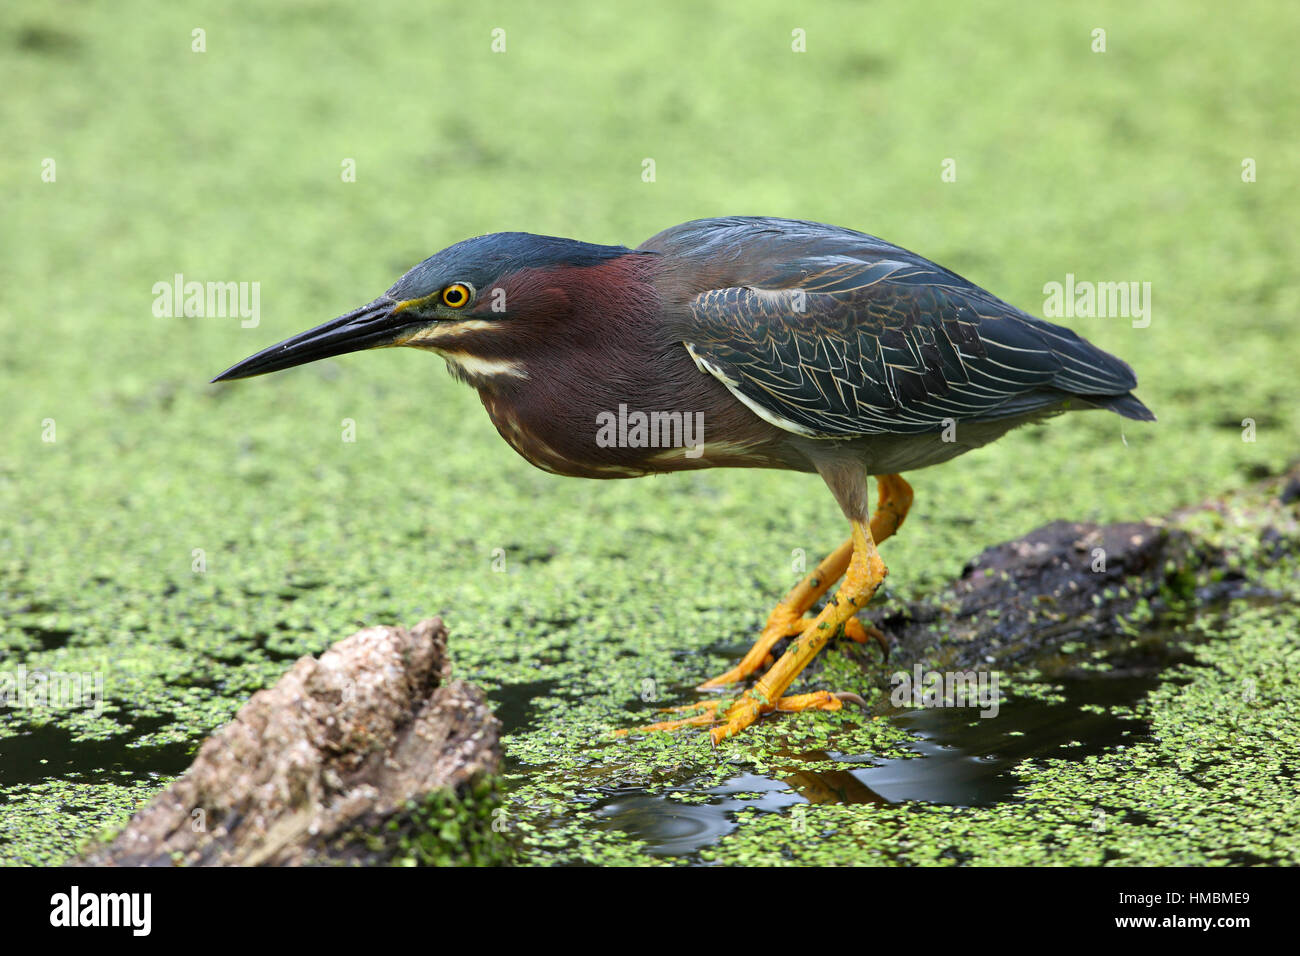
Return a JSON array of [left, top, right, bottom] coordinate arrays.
[[211, 297, 406, 382]]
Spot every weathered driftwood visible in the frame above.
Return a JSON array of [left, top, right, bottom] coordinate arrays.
[[79, 618, 504, 866]]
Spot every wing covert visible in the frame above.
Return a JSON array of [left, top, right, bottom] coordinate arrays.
[[683, 258, 1133, 438]]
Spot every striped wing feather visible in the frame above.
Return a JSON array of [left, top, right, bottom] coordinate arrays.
[[683, 256, 1140, 438]]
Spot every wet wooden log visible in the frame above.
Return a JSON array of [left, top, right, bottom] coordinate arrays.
[[876, 519, 1193, 671], [863, 464, 1298, 674], [78, 618, 505, 866]]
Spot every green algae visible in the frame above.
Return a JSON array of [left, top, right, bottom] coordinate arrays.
[[699, 601, 1300, 866], [0, 777, 165, 868], [329, 776, 512, 867], [2, 0, 1299, 865]]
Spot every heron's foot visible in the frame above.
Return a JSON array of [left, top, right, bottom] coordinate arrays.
[[616, 690, 866, 737], [706, 690, 869, 744]]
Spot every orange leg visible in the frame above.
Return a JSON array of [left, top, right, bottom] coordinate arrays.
[[869, 473, 913, 544], [697, 473, 912, 689], [697, 538, 853, 689], [711, 518, 887, 744]]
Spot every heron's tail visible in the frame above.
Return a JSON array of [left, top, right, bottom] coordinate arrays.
[[1084, 392, 1156, 422]]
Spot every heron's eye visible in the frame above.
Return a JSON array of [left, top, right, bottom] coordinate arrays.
[[441, 282, 473, 308]]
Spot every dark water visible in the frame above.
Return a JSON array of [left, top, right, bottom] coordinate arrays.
[[0, 715, 194, 789], [583, 645, 1190, 859], [488, 678, 560, 740], [592, 774, 803, 856]]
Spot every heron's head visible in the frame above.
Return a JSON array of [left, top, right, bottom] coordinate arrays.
[[212, 232, 651, 386]]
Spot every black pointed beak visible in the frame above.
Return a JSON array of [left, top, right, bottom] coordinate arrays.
[[211, 297, 412, 382]]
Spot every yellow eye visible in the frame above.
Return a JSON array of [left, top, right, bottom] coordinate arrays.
[[441, 282, 472, 308]]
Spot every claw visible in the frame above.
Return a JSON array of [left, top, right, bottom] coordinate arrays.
[[842, 619, 890, 660]]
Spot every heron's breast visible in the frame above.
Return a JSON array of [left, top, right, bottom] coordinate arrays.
[[478, 393, 651, 478]]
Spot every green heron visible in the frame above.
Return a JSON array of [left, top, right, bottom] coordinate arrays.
[[214, 217, 1154, 744]]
